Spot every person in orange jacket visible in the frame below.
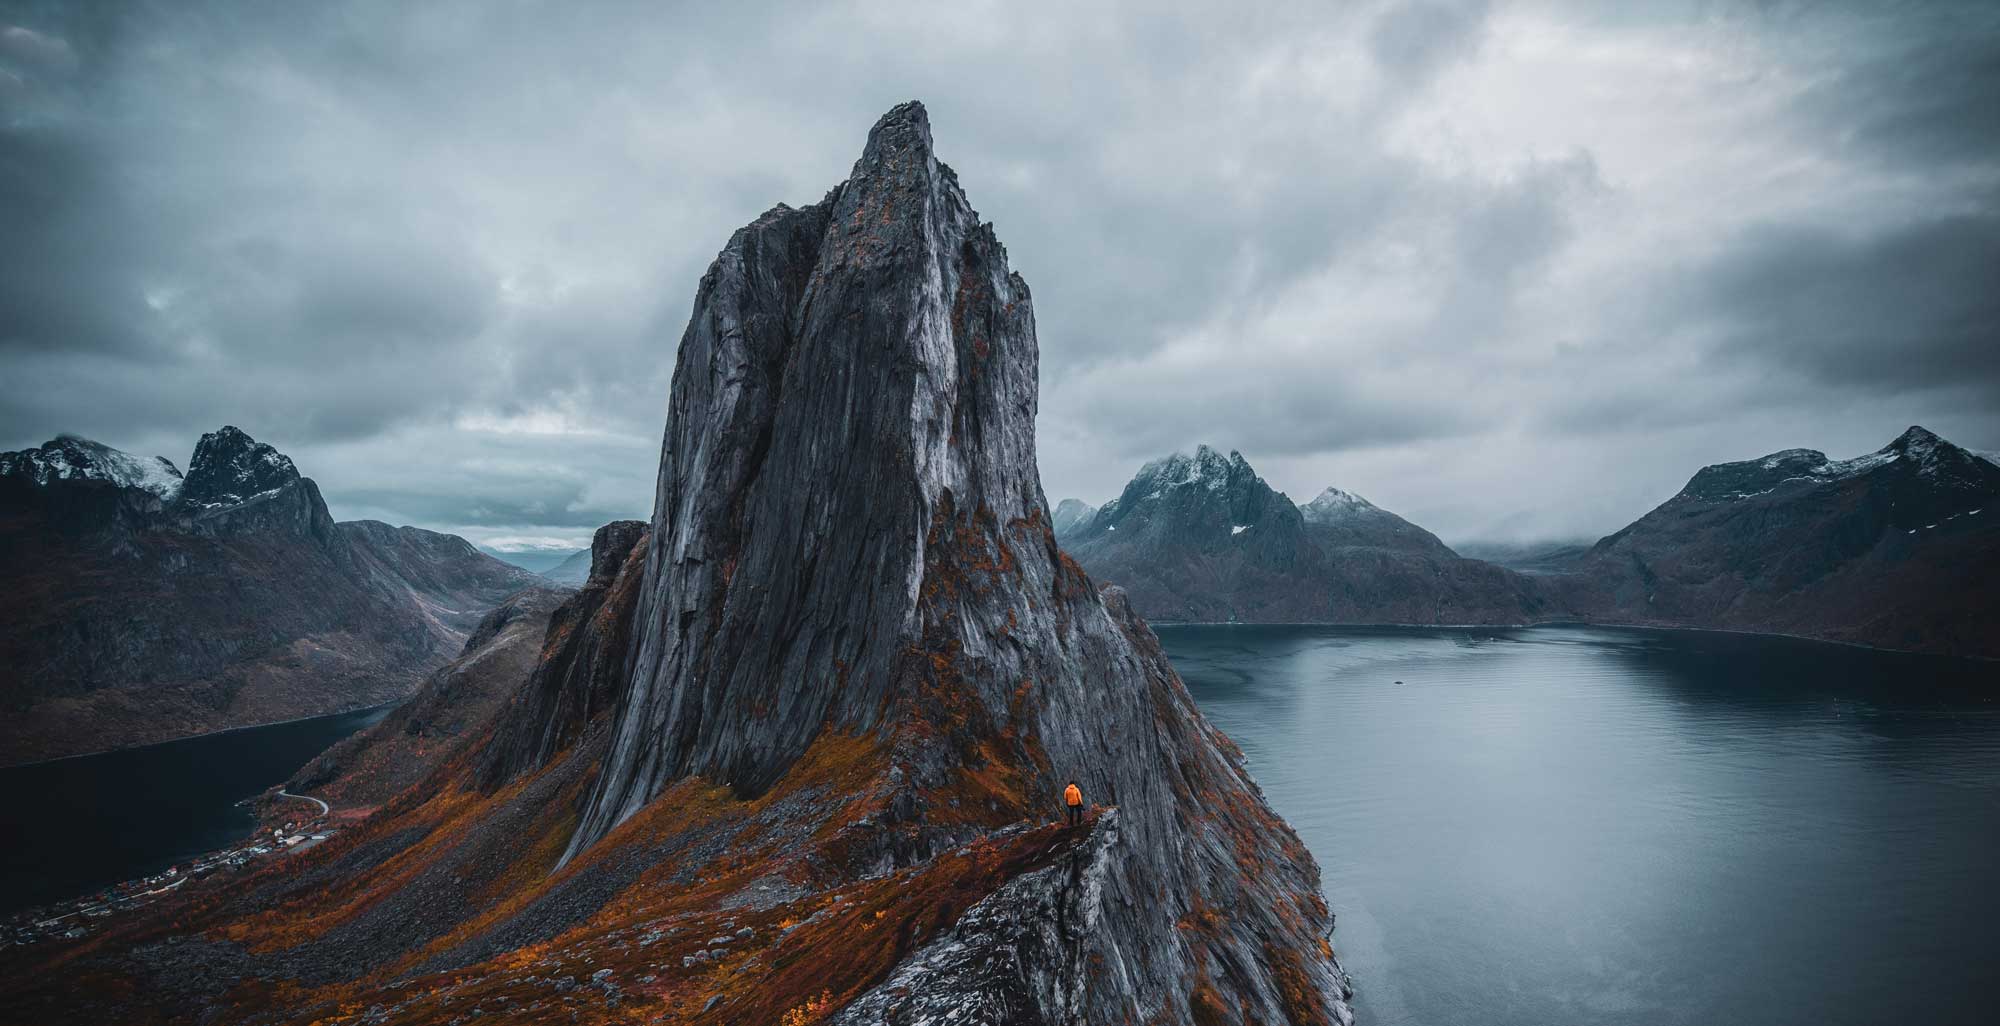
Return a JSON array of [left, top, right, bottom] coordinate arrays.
[[1064, 780, 1084, 827]]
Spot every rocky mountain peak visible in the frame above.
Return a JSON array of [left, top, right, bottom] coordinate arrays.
[[855, 99, 934, 173], [179, 426, 301, 508], [1680, 425, 1996, 505], [0, 434, 184, 500], [545, 103, 1348, 1023]]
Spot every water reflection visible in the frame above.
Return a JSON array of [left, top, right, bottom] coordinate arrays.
[[1160, 624, 2000, 1026]]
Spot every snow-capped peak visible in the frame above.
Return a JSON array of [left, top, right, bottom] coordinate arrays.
[[1135, 444, 1243, 491], [0, 435, 184, 500], [1300, 485, 1381, 523], [1684, 425, 1990, 501]]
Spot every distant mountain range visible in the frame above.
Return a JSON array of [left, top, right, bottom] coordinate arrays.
[[481, 546, 585, 576], [1059, 426, 1998, 657], [538, 546, 594, 586], [1058, 445, 1550, 625], [1554, 425, 1999, 656], [0, 427, 546, 765]]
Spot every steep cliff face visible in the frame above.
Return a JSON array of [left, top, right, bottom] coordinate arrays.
[[1064, 444, 1549, 625], [1560, 425, 2000, 656], [553, 102, 1349, 1023], [0, 427, 542, 764], [0, 104, 1349, 1026]]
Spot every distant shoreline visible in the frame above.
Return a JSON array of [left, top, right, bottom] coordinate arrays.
[[1147, 618, 1999, 663], [0, 701, 400, 772]]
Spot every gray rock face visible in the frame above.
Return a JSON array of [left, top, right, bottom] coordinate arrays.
[[562, 103, 1351, 1024], [481, 519, 649, 786], [178, 425, 302, 508]]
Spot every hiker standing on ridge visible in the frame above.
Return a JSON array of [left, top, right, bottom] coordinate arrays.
[[1064, 780, 1084, 827]]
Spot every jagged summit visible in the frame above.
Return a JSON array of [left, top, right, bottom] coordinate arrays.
[[1085, 444, 1294, 546], [0, 434, 184, 500], [550, 102, 1351, 1022], [0, 103, 1350, 1026], [1575, 423, 2000, 655], [179, 425, 301, 508]]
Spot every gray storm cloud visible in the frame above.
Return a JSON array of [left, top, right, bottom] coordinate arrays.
[[2, 0, 1995, 549]]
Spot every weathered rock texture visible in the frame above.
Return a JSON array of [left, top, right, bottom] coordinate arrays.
[[0, 426, 543, 764], [562, 100, 1350, 1023], [0, 103, 1349, 1026], [1065, 444, 1550, 625]]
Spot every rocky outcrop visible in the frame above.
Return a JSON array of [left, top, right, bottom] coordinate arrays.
[[0, 427, 543, 765], [480, 519, 649, 787], [0, 104, 1350, 1026], [1064, 444, 1550, 625], [1554, 425, 2000, 657], [547, 102, 1350, 1022]]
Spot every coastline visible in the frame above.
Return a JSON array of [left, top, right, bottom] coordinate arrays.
[[1147, 618, 2000, 663], [0, 701, 401, 772]]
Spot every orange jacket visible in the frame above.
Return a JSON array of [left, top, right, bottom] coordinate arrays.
[[1064, 784, 1083, 807]]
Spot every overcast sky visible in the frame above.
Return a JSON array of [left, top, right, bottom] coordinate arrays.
[[3, 0, 1996, 551]]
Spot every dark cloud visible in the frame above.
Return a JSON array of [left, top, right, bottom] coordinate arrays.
[[1, 0, 1997, 548], [1785, 4, 2000, 171], [1698, 213, 2000, 399]]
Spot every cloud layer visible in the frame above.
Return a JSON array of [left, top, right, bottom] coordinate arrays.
[[3, 0, 1996, 547]]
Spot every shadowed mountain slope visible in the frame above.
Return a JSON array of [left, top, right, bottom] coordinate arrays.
[[0, 427, 543, 765], [1555, 426, 2000, 657]]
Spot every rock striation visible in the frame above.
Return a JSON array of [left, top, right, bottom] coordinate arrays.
[[560, 101, 1351, 1022], [0, 103, 1350, 1026], [0, 426, 543, 764]]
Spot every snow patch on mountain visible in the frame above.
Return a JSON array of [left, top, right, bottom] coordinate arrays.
[[1300, 486, 1382, 523], [0, 435, 184, 500], [1685, 427, 1983, 501], [1135, 444, 1242, 492]]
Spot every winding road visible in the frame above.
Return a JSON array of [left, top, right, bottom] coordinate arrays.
[[277, 789, 330, 816]]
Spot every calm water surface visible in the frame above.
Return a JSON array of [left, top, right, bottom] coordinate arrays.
[[1160, 624, 1999, 1026], [0, 705, 391, 915]]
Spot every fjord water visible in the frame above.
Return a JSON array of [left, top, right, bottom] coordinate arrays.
[[1160, 625, 1999, 1026], [0, 705, 391, 915]]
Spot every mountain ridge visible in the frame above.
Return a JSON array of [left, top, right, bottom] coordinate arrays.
[[0, 427, 543, 765], [1064, 443, 1550, 625]]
